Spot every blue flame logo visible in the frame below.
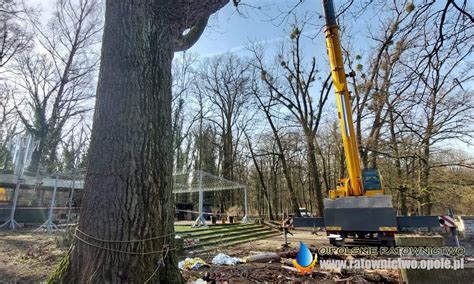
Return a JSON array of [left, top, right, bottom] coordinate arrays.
[[293, 241, 318, 274], [296, 241, 313, 266]]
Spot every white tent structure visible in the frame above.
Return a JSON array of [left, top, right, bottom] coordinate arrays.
[[1, 159, 249, 231], [173, 169, 249, 227]]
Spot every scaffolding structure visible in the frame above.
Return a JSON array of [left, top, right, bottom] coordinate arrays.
[[0, 134, 34, 230], [0, 170, 85, 233], [0, 166, 248, 231], [1, 132, 251, 231], [174, 169, 248, 227]]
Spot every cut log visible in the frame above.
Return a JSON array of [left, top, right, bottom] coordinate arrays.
[[245, 251, 298, 262], [281, 265, 298, 272]]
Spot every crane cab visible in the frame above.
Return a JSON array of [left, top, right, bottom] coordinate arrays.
[[329, 168, 384, 200], [362, 168, 384, 196]]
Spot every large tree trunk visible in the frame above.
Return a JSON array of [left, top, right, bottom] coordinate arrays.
[[56, 2, 181, 283], [265, 116, 300, 217]]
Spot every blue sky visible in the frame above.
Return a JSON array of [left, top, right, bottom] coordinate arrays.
[[187, 1, 473, 155], [30, 0, 325, 57], [190, 1, 300, 56], [27, 0, 473, 155], [189, 1, 325, 58]]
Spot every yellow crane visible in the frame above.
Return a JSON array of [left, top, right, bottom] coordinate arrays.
[[322, 0, 383, 199], [293, 4, 458, 244], [320, 0, 396, 246]]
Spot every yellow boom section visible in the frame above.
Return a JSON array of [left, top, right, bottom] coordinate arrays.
[[322, 0, 362, 197]]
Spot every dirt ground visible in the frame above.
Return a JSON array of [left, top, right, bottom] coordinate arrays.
[[0, 229, 68, 283], [0, 228, 396, 283], [182, 230, 400, 283], [0, 228, 472, 283]]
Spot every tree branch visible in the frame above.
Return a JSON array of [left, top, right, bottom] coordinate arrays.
[[173, 17, 208, 52]]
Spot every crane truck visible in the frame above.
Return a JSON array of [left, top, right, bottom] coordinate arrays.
[[293, 0, 457, 246], [320, 0, 396, 246]]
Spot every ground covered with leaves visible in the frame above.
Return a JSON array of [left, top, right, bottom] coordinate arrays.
[[2, 227, 472, 283], [181, 261, 400, 283], [180, 232, 399, 283], [0, 228, 398, 283], [0, 229, 69, 283]]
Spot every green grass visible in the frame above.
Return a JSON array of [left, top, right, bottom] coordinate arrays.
[[174, 223, 243, 233], [176, 224, 261, 236], [174, 225, 230, 233], [173, 223, 281, 254], [174, 226, 200, 232]]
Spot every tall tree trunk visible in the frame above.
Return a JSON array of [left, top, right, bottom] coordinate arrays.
[[388, 107, 407, 215], [419, 142, 431, 215], [254, 95, 300, 217], [246, 133, 274, 220], [271, 158, 279, 218], [56, 2, 181, 283], [304, 131, 324, 216], [265, 116, 300, 217], [419, 89, 437, 216], [222, 120, 234, 206], [28, 133, 46, 173]]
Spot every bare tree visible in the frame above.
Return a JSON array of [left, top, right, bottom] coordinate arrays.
[[338, 1, 473, 215], [12, 0, 101, 173], [250, 22, 331, 216], [198, 54, 252, 180], [250, 73, 302, 217], [0, 0, 31, 68], [196, 54, 253, 208], [0, 83, 20, 170], [347, 1, 415, 168], [245, 130, 275, 220], [171, 52, 205, 174], [362, 1, 473, 217], [399, 46, 473, 214]]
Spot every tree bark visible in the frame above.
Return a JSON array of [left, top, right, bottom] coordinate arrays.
[[53, 0, 230, 280]]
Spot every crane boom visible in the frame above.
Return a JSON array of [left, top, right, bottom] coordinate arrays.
[[321, 0, 362, 197]]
